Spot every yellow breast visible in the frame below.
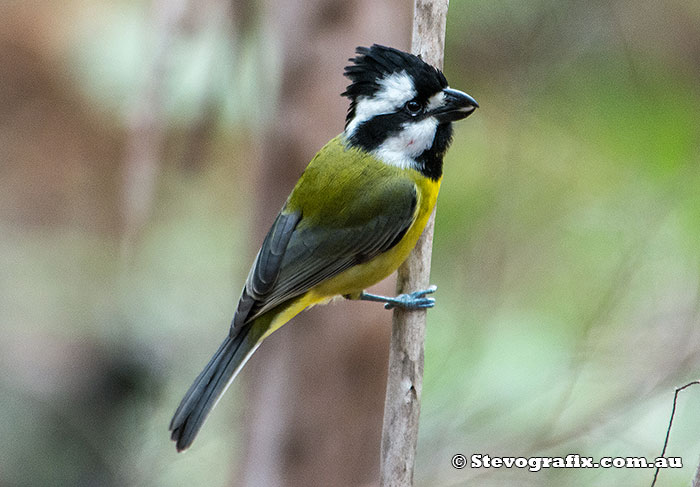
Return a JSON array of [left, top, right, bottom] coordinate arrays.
[[260, 137, 442, 338], [310, 172, 441, 298]]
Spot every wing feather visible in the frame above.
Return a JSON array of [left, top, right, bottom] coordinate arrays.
[[230, 179, 417, 335]]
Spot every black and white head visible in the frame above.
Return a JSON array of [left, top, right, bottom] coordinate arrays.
[[342, 44, 478, 180]]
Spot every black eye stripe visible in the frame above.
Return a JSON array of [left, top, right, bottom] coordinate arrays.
[[347, 112, 406, 151]]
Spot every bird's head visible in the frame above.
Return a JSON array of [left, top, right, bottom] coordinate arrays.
[[342, 44, 478, 180]]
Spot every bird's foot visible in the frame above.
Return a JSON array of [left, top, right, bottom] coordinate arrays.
[[358, 285, 437, 310]]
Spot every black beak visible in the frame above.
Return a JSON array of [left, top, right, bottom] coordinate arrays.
[[433, 88, 479, 123]]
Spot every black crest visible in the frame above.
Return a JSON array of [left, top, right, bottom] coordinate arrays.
[[342, 44, 448, 126]]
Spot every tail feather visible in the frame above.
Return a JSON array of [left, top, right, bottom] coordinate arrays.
[[169, 322, 261, 451]]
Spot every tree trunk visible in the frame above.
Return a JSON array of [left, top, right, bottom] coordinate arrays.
[[380, 2, 450, 485]]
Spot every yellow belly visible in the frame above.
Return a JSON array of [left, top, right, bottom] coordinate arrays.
[[311, 177, 439, 297], [261, 173, 441, 339]]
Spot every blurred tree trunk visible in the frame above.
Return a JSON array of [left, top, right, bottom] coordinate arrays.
[[239, 1, 410, 486]]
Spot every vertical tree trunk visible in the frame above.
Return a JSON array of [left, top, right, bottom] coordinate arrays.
[[238, 1, 411, 486], [380, 1, 449, 486]]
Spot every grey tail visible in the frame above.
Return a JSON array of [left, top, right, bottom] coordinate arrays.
[[169, 322, 260, 452]]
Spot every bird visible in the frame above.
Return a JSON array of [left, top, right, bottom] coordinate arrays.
[[169, 44, 478, 451]]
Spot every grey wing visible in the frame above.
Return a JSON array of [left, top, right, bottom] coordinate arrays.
[[230, 181, 417, 335], [230, 210, 301, 336]]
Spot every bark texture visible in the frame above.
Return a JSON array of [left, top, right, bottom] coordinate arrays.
[[380, 1, 449, 485]]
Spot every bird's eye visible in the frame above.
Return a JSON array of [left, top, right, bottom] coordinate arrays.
[[404, 100, 423, 115]]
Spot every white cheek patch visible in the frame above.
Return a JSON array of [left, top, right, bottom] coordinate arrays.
[[345, 71, 416, 136], [372, 118, 438, 170]]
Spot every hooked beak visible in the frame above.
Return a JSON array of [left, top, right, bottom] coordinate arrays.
[[432, 88, 479, 123]]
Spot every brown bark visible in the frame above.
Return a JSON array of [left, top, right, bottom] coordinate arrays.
[[380, 1, 449, 486]]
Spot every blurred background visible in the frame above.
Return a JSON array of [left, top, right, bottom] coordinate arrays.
[[1, 0, 700, 486]]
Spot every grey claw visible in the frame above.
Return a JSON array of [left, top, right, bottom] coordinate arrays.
[[415, 285, 438, 297]]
